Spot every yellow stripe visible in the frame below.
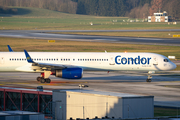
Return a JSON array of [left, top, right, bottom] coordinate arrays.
[[173, 35, 180, 37], [48, 40, 55, 43]]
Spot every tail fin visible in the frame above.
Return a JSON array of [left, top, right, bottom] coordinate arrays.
[[7, 45, 13, 52], [24, 50, 34, 63]]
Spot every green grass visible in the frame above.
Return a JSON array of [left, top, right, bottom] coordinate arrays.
[[0, 7, 180, 30], [1, 37, 180, 60], [154, 107, 180, 117]]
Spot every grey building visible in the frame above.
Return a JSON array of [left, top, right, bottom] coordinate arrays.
[[53, 89, 154, 120]]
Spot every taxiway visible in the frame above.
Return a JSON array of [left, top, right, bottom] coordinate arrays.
[[0, 30, 180, 46], [0, 71, 180, 108]]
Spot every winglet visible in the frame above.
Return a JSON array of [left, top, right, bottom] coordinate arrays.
[[24, 50, 34, 63], [7, 45, 13, 52]]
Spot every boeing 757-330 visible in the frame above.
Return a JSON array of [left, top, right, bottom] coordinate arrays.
[[0, 49, 176, 83]]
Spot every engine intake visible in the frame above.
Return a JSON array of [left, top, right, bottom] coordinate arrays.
[[55, 68, 83, 79]]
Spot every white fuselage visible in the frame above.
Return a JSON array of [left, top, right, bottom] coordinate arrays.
[[0, 52, 176, 72]]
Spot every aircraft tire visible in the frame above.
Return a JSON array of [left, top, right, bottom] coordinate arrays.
[[146, 79, 152, 82], [46, 78, 51, 83], [37, 77, 42, 81], [40, 78, 45, 83]]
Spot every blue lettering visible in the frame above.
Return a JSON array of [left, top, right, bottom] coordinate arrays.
[[115, 55, 121, 65], [121, 57, 127, 65], [134, 56, 140, 65], [128, 58, 133, 64], [147, 58, 151, 64], [115, 55, 151, 65], [141, 57, 147, 65]]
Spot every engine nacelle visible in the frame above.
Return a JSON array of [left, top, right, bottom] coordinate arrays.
[[55, 68, 83, 79]]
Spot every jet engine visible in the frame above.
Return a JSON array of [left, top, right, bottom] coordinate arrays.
[[55, 68, 83, 79]]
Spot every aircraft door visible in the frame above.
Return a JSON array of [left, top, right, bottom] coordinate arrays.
[[0, 57, 4, 64], [109, 56, 115, 65], [153, 56, 158, 65]]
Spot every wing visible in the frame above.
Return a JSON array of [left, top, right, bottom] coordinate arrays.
[[24, 50, 74, 71]]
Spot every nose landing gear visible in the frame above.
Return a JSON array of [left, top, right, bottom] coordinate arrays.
[[146, 71, 155, 82], [146, 74, 152, 82]]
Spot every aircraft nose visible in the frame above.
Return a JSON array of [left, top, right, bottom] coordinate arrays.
[[171, 62, 176, 70]]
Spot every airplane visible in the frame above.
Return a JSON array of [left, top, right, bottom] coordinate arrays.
[[0, 49, 176, 83]]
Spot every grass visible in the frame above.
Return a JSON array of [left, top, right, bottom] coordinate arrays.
[[0, 7, 180, 30], [50, 31, 180, 38], [1, 37, 180, 59], [154, 107, 180, 117]]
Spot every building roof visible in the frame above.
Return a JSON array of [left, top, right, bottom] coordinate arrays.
[[53, 89, 153, 98], [0, 86, 52, 95]]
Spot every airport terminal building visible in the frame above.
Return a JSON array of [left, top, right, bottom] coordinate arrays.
[[148, 11, 171, 22]]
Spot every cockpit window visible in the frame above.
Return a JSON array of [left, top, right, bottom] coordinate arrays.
[[164, 59, 170, 62]]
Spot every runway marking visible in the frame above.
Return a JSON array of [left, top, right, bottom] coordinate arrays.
[[15, 83, 30, 84]]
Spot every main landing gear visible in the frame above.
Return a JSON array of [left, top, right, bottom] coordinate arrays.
[[37, 77, 51, 83], [37, 71, 52, 83]]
